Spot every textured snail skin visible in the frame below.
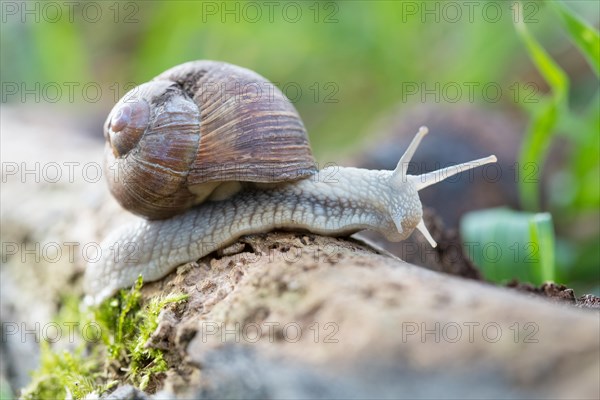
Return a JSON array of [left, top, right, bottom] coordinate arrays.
[[84, 166, 421, 305]]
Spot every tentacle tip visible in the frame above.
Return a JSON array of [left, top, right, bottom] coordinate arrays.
[[416, 219, 437, 248], [393, 126, 430, 179], [489, 155, 498, 163]]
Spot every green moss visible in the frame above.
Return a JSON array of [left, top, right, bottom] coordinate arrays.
[[21, 341, 116, 400], [21, 276, 188, 399], [95, 276, 189, 390]]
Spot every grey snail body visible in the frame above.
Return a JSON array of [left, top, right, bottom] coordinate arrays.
[[84, 60, 496, 305]]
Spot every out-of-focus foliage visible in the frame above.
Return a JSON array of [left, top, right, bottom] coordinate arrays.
[[512, 1, 599, 290], [6, 1, 595, 157], [550, 0, 600, 74], [458, 1, 598, 291], [514, 2, 569, 211]]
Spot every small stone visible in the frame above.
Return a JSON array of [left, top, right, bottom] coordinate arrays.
[[217, 242, 246, 257], [102, 385, 149, 400]]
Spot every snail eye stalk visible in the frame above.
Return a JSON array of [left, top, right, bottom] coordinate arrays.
[[410, 155, 497, 191]]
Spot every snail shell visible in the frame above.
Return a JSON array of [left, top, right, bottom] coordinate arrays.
[[104, 61, 316, 219]]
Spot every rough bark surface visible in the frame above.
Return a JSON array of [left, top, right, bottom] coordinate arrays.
[[139, 232, 600, 399], [1, 107, 599, 399]]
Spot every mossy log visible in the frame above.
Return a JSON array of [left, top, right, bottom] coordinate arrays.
[[1, 107, 598, 399]]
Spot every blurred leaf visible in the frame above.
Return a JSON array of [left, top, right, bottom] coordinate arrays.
[[514, 8, 568, 101], [550, 0, 600, 76], [514, 2, 569, 210], [518, 100, 559, 210], [571, 93, 600, 209], [528, 213, 555, 282], [460, 208, 556, 284]]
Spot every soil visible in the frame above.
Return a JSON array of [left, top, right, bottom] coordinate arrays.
[[507, 280, 600, 309]]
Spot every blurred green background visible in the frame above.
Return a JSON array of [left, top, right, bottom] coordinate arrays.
[[1, 0, 598, 290]]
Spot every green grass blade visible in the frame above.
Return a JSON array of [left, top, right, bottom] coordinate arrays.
[[529, 213, 556, 282], [518, 101, 559, 210], [550, 0, 600, 76], [514, 5, 568, 101], [514, 2, 569, 210]]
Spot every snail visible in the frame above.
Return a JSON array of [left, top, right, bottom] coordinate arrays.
[[84, 60, 497, 305]]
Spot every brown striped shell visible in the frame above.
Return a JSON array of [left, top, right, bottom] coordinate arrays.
[[104, 61, 316, 219]]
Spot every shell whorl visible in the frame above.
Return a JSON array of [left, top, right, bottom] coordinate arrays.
[[104, 60, 317, 219]]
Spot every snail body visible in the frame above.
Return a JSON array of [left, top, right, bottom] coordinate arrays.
[[84, 61, 496, 305]]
